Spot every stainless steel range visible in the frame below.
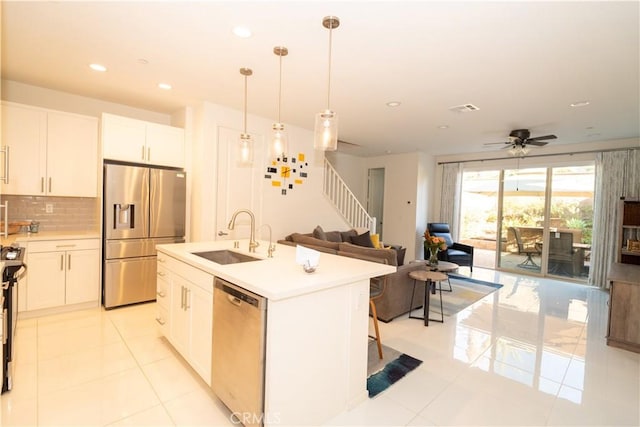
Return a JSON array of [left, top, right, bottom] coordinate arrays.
[[1, 245, 25, 394]]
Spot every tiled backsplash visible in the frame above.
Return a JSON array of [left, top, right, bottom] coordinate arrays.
[[3, 195, 99, 232]]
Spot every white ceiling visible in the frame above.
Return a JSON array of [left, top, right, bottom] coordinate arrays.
[[2, 1, 639, 157]]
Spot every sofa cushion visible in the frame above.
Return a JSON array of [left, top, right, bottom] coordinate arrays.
[[290, 233, 340, 251], [350, 230, 375, 248], [312, 225, 327, 241], [325, 230, 343, 242], [338, 242, 398, 266]]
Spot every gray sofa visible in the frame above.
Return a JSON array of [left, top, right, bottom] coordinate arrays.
[[278, 229, 427, 322]]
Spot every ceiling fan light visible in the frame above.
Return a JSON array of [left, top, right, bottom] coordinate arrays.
[[314, 110, 338, 151]]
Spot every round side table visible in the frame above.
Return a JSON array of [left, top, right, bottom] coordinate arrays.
[[408, 270, 448, 326]]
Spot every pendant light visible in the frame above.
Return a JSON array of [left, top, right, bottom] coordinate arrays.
[[314, 16, 340, 151], [271, 46, 289, 160], [238, 67, 253, 166]]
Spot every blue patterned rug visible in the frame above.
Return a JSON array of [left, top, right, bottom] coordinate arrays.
[[366, 352, 422, 398], [426, 274, 503, 317]]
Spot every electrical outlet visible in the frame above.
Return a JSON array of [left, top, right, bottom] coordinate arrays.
[[45, 203, 53, 213]]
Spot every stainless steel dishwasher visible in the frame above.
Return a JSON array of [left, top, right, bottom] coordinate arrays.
[[211, 278, 267, 427]]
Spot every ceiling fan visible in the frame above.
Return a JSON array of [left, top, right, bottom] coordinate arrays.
[[484, 129, 557, 156]]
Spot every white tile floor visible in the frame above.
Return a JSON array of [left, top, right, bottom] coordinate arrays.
[[2, 267, 639, 426]]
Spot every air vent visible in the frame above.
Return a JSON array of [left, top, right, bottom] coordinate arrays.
[[449, 103, 480, 113]]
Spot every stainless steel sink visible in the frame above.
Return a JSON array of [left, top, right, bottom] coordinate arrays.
[[191, 250, 262, 265]]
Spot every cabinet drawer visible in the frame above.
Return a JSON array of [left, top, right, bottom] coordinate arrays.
[[28, 238, 100, 253], [155, 305, 169, 334], [156, 273, 170, 309], [158, 252, 213, 292]]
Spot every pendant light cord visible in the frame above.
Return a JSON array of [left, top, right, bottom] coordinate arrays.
[[326, 23, 333, 110], [278, 52, 283, 123], [243, 74, 248, 133]]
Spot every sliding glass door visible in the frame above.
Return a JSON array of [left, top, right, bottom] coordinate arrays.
[[460, 163, 594, 281], [499, 167, 546, 272]]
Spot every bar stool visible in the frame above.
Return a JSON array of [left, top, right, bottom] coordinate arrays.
[[369, 276, 386, 359], [408, 270, 447, 326]]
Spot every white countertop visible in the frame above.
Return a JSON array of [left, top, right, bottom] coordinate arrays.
[[157, 240, 396, 301], [3, 230, 100, 246]]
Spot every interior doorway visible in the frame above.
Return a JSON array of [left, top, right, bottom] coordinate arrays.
[[367, 168, 385, 237]]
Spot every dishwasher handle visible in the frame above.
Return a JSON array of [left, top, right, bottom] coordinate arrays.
[[215, 279, 266, 310]]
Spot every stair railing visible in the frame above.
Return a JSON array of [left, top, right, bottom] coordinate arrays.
[[323, 159, 376, 233]]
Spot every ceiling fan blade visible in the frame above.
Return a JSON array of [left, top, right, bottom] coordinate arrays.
[[338, 139, 360, 147], [527, 140, 549, 146], [527, 134, 557, 141], [483, 141, 510, 146]]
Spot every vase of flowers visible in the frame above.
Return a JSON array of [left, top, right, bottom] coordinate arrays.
[[424, 232, 447, 266]]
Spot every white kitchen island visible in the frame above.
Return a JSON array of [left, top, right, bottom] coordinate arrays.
[[156, 240, 395, 427]]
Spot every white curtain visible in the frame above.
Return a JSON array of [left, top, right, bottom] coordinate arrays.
[[439, 163, 462, 240], [590, 149, 640, 288]]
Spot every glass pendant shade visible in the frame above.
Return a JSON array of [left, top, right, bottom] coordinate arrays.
[[314, 109, 338, 151], [270, 122, 288, 159], [238, 133, 253, 166], [314, 16, 340, 152]]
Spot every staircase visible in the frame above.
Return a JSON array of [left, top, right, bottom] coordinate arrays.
[[323, 159, 376, 233]]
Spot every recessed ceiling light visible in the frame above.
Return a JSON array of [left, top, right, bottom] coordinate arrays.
[[233, 26, 252, 38], [386, 101, 401, 107], [158, 83, 172, 90], [89, 63, 107, 72], [570, 100, 590, 107], [437, 125, 449, 129]]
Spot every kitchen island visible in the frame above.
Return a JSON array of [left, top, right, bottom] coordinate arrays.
[[156, 240, 395, 426]]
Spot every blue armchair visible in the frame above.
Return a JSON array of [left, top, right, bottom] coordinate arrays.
[[426, 223, 474, 272]]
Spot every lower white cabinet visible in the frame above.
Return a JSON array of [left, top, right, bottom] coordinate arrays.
[[24, 238, 100, 311], [157, 252, 213, 384]]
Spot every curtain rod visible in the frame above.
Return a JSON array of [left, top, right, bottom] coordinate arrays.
[[437, 146, 638, 165]]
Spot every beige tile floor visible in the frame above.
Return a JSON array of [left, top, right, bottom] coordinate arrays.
[[2, 267, 639, 426]]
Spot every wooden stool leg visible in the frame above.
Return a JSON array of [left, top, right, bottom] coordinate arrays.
[[370, 299, 383, 359]]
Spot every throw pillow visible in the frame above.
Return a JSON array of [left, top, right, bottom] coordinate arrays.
[[312, 225, 327, 241], [350, 230, 375, 248], [370, 233, 381, 249], [340, 229, 357, 242]]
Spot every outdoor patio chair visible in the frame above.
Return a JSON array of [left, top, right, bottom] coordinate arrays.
[[509, 226, 541, 268], [548, 232, 583, 276]]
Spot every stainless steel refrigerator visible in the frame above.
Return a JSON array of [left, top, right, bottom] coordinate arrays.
[[103, 163, 186, 309]]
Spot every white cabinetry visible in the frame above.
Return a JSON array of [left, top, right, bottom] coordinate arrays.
[[1, 102, 99, 197], [157, 252, 213, 384], [102, 113, 185, 168], [24, 238, 100, 311]]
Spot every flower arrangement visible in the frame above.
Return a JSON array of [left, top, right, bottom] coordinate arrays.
[[423, 232, 447, 250], [424, 231, 447, 265]]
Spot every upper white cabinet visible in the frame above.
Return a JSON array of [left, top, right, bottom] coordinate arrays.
[[1, 102, 99, 197], [102, 113, 185, 168]]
